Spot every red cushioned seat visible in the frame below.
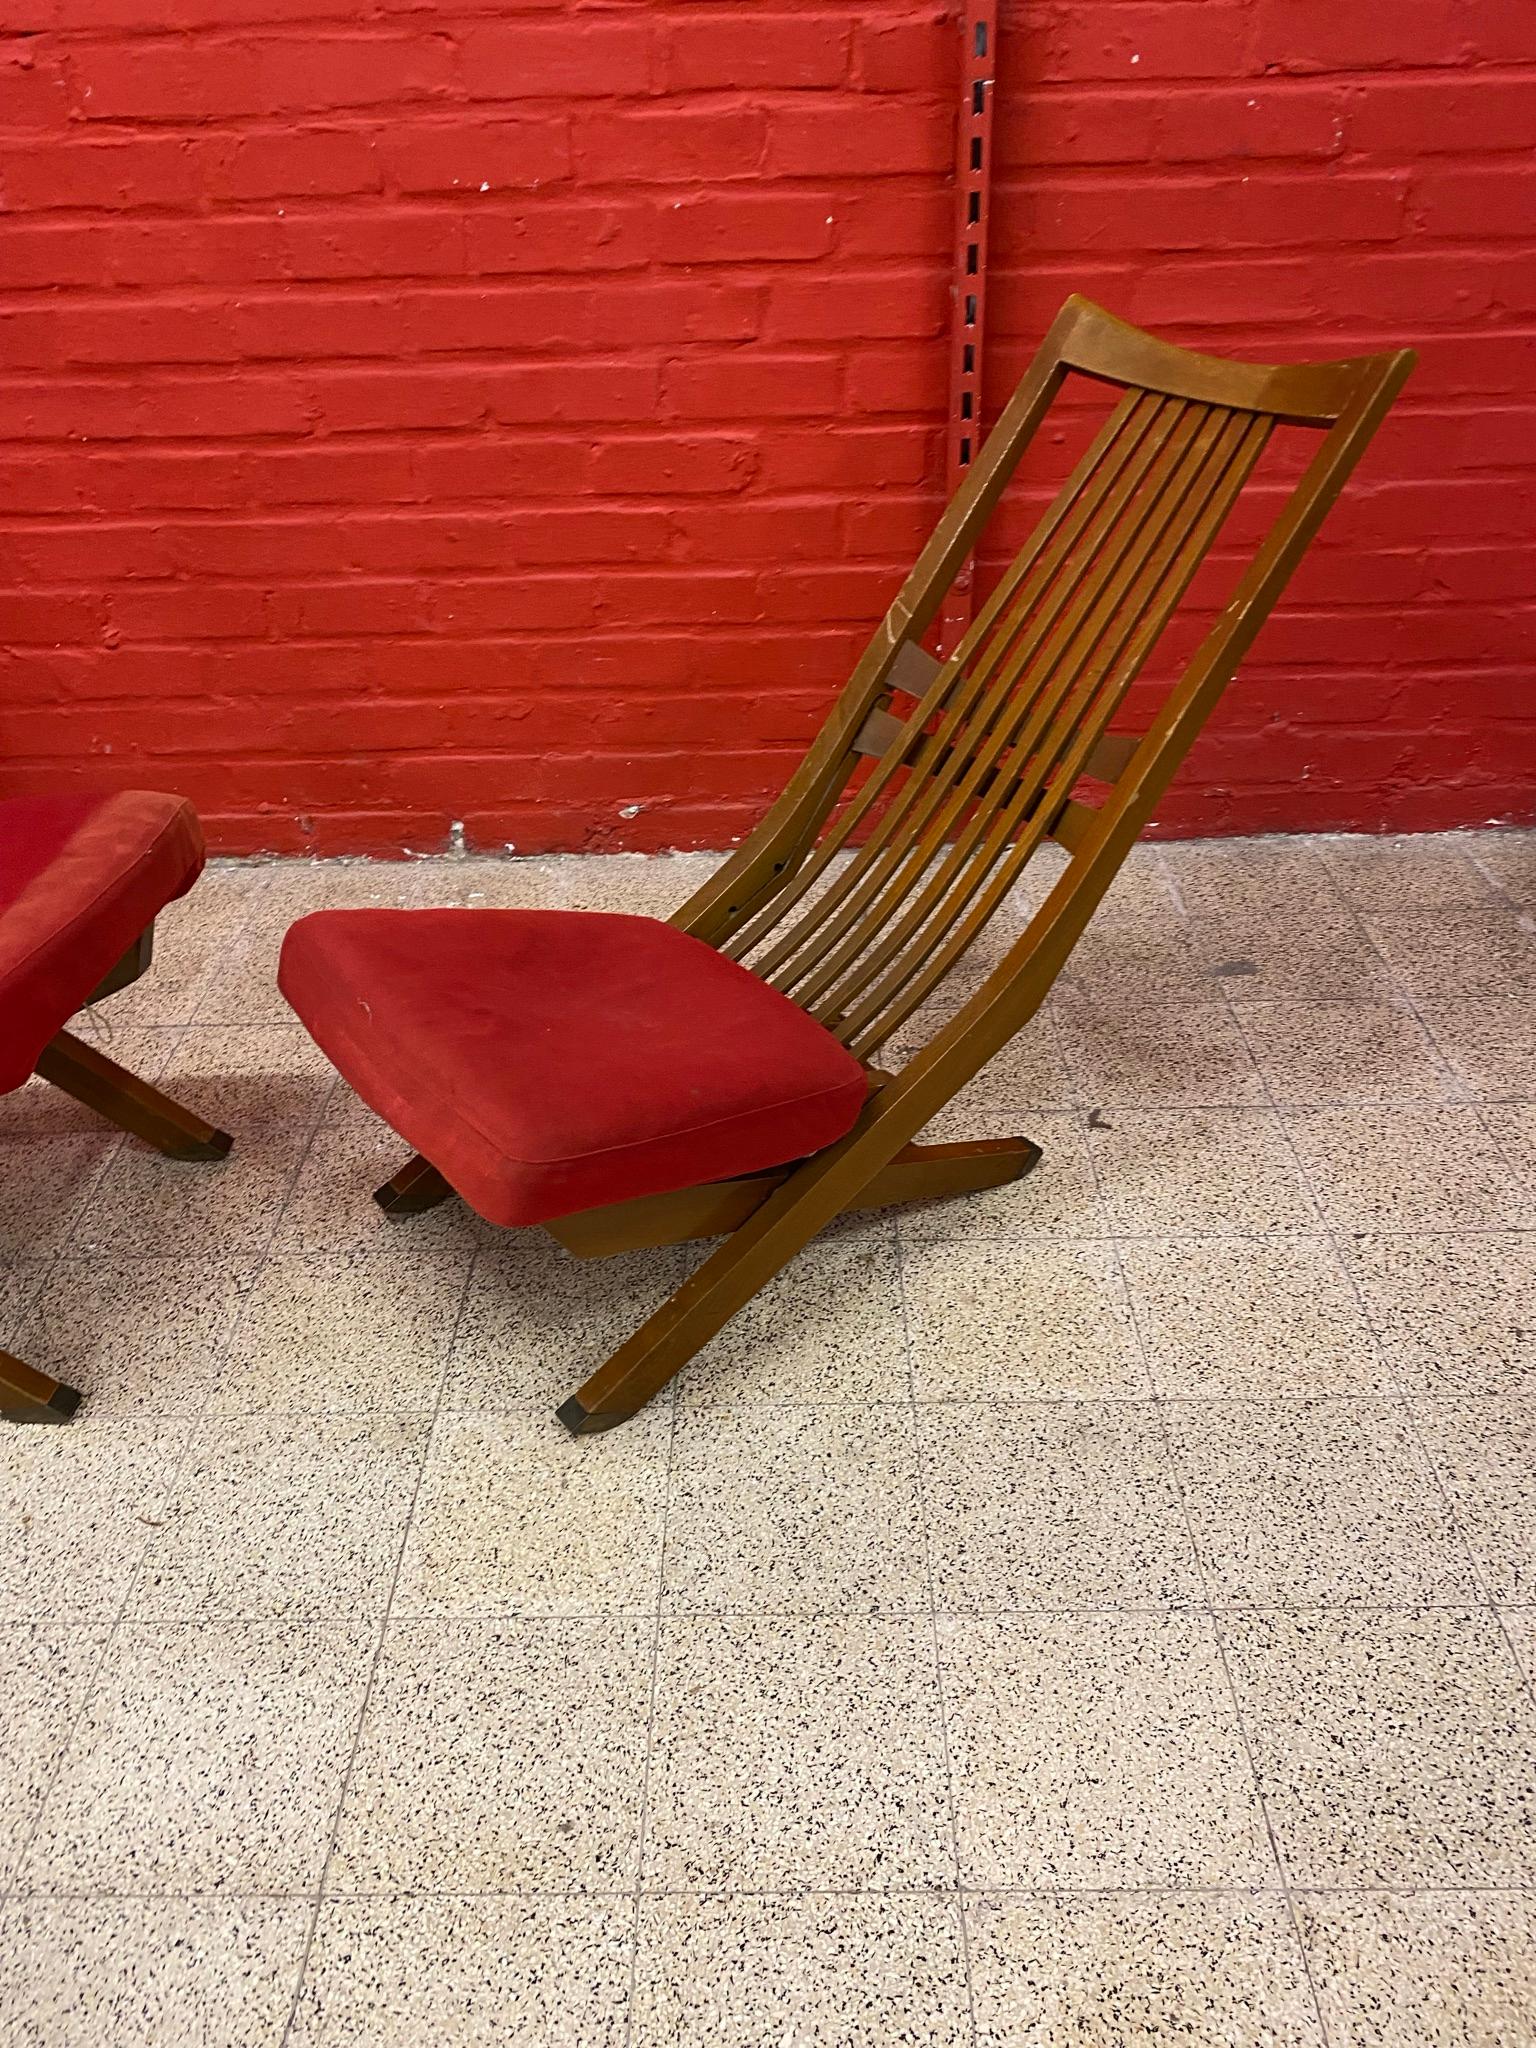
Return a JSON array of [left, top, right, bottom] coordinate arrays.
[[279, 908, 869, 1226], [0, 790, 205, 1094]]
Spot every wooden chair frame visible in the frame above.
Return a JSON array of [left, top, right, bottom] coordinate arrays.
[[375, 295, 1413, 1432], [0, 923, 233, 1423]]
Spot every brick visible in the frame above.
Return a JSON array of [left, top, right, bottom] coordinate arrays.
[[1249, 1, 1473, 74], [764, 271, 947, 341], [574, 105, 767, 184], [460, 21, 653, 100], [589, 435, 758, 496], [0, 136, 202, 211], [664, 352, 842, 420], [764, 99, 952, 178], [379, 117, 571, 195], [1038, 3, 1253, 83], [208, 128, 381, 203], [651, 191, 838, 264], [660, 14, 851, 91], [855, 13, 954, 94]]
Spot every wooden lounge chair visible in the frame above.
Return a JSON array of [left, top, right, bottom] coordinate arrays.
[[0, 791, 234, 1422], [279, 296, 1413, 1432]]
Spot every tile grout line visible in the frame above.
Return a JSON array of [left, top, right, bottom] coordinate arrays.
[[621, 1298, 685, 2048], [893, 1202, 983, 2048], [275, 1222, 483, 2048]]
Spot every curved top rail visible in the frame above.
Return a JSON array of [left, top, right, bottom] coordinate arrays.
[[1056, 294, 1409, 427]]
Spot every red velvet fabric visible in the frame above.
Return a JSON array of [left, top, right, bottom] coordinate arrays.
[[0, 791, 205, 1093], [279, 907, 869, 1226]]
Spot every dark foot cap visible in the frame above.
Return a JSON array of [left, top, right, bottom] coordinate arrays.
[[3, 1381, 83, 1425]]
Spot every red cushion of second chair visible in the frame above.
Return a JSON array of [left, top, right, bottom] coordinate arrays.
[[279, 907, 870, 1227], [0, 790, 205, 1093]]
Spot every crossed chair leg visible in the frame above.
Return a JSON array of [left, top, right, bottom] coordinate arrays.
[[373, 1128, 1042, 1432], [0, 1029, 233, 1424]]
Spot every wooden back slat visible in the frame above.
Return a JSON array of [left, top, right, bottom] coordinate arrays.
[[671, 295, 1415, 1067]]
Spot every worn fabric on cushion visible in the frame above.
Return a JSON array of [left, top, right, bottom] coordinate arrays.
[[0, 790, 205, 1093], [279, 907, 869, 1226]]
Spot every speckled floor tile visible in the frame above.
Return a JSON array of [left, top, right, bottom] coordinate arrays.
[[1466, 827, 1536, 905], [103, 873, 263, 1029], [1187, 915, 1400, 1003], [1315, 831, 1495, 912], [247, 859, 447, 930], [1503, 1606, 1536, 1685], [129, 1414, 429, 1622], [886, 1012, 1075, 1122], [632, 1892, 972, 2048], [445, 1233, 684, 1409], [21, 1619, 375, 1894], [1235, 1000, 1455, 1105], [898, 1110, 1106, 1239], [14, 1257, 254, 1418], [902, 1238, 1148, 1400], [1119, 1235, 1389, 1396], [1417, 996, 1536, 1099], [1483, 1101, 1536, 1192], [940, 1613, 1274, 1888], [289, 1894, 632, 2047], [152, 1024, 338, 1128], [0, 1422, 184, 1622], [664, 1404, 926, 1615], [966, 1890, 1323, 2048], [1052, 922, 1209, 1008], [434, 854, 577, 909], [920, 1401, 1200, 1612], [680, 1226, 911, 1406], [1297, 1889, 1536, 2048], [395, 1407, 670, 1617], [191, 933, 297, 1027], [0, 1896, 311, 2048], [559, 851, 723, 916], [0, 1625, 108, 1889], [0, 1259, 52, 1353], [69, 1126, 306, 1259], [213, 1247, 469, 1413], [275, 1112, 487, 1255], [1364, 906, 1536, 1001], [0, 1133, 118, 1262], [1162, 835, 1344, 923], [1088, 1107, 1319, 1236], [1284, 1104, 1535, 1232], [1416, 1399, 1536, 1603], [644, 1616, 952, 1890], [1343, 1233, 1536, 1397], [327, 1618, 651, 1893], [1220, 1608, 1536, 1886], [1056, 1000, 1267, 1108], [1164, 1398, 1479, 1607]]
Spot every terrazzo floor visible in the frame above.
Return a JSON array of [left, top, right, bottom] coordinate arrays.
[[2, 828, 1535, 2046]]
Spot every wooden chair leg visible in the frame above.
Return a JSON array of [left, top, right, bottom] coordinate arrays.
[[374, 1153, 454, 1215], [0, 1349, 81, 1425], [556, 1105, 1016, 1433], [35, 1029, 232, 1161]]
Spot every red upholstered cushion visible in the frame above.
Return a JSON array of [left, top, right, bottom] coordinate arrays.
[[279, 907, 869, 1226], [0, 791, 205, 1093]]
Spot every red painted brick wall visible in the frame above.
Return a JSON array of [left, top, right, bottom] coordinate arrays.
[[1, 2, 1531, 853]]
